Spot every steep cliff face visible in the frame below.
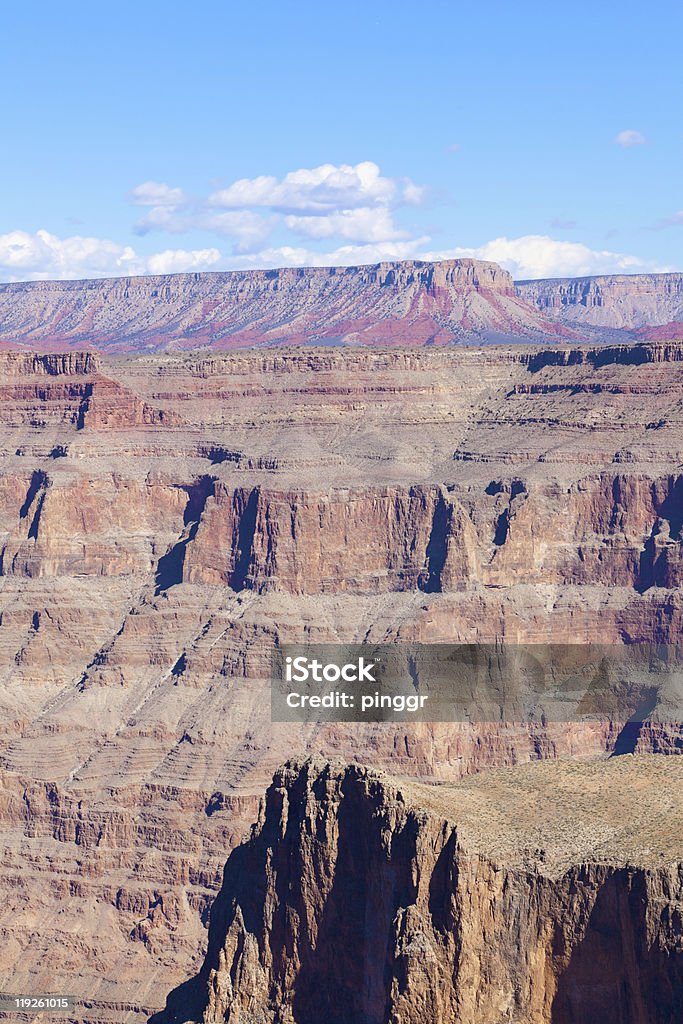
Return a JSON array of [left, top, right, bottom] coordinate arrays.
[[156, 758, 683, 1024], [517, 273, 683, 333], [179, 475, 683, 595], [2, 344, 683, 1021], [0, 259, 571, 351]]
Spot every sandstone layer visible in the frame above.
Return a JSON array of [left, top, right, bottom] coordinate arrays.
[[1, 344, 683, 1020], [156, 757, 683, 1024]]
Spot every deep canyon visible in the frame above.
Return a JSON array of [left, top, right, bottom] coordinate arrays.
[[1, 340, 683, 1021]]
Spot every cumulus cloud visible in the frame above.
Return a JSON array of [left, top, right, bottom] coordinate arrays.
[[129, 161, 425, 249], [146, 248, 221, 275], [208, 161, 423, 214], [284, 206, 408, 243], [204, 211, 274, 252], [132, 206, 184, 233], [128, 181, 187, 207], [421, 235, 668, 280], [134, 207, 272, 253], [0, 230, 142, 280], [614, 129, 646, 148], [0, 229, 221, 281]]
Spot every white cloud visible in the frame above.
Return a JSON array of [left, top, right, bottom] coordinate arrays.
[[128, 181, 187, 207], [0, 229, 221, 281], [208, 161, 424, 213], [614, 129, 646, 148], [421, 235, 669, 280], [204, 212, 274, 252], [129, 161, 425, 249], [146, 248, 221, 275], [228, 237, 431, 270], [134, 207, 272, 253], [402, 181, 425, 203], [0, 230, 142, 280], [133, 206, 185, 233], [0, 225, 671, 284], [284, 206, 408, 243]]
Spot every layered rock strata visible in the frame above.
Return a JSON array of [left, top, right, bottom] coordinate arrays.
[[2, 261, 682, 353], [518, 272, 683, 334]]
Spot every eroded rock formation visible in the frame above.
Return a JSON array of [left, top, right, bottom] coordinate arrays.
[[0, 260, 563, 352], [156, 757, 683, 1024]]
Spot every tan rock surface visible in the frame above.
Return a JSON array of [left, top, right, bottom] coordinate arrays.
[[0, 344, 682, 1020]]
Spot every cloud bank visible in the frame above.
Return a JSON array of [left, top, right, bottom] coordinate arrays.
[[0, 229, 669, 283], [0, 230, 221, 281], [0, 161, 674, 282], [422, 235, 669, 280]]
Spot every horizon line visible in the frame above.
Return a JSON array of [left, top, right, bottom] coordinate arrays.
[[0, 257, 681, 290]]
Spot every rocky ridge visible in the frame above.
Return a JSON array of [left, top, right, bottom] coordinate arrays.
[[0, 260, 559, 352], [1, 260, 682, 352]]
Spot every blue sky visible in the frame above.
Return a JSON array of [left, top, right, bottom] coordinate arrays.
[[1, 0, 681, 281]]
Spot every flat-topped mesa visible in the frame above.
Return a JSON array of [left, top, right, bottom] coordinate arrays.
[[155, 757, 683, 1024], [0, 259, 565, 351], [517, 272, 683, 330], [0, 258, 514, 301]]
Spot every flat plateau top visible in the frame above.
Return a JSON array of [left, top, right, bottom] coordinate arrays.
[[396, 754, 683, 874]]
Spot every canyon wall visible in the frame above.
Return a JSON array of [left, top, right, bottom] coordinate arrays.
[[1, 344, 683, 1020], [0, 259, 562, 351]]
